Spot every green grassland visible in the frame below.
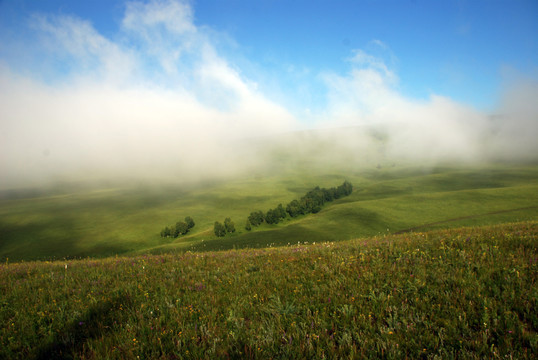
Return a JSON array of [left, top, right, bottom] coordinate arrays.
[[1, 163, 537, 261], [1, 221, 536, 359]]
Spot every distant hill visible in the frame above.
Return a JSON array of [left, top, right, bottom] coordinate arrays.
[[1, 158, 537, 261]]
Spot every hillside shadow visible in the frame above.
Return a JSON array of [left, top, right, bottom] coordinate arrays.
[[0, 220, 81, 262], [33, 292, 133, 360]]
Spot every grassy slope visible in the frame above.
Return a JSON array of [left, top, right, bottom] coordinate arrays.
[[1, 163, 537, 261], [1, 221, 536, 359], [152, 164, 538, 253]]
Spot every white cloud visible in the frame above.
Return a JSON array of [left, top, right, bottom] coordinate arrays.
[[349, 49, 397, 85], [121, 0, 199, 79], [486, 75, 538, 159], [0, 0, 296, 188], [123, 0, 196, 36], [30, 13, 135, 84], [316, 47, 538, 162], [1, 1, 536, 189]]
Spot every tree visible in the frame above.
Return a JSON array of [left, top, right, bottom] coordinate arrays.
[[286, 200, 301, 218], [266, 205, 286, 224], [304, 186, 325, 208], [248, 210, 265, 226], [160, 226, 172, 237], [299, 197, 313, 214], [323, 188, 335, 202], [175, 221, 189, 237], [342, 180, 353, 195], [335, 180, 353, 199], [214, 221, 226, 237], [240, 181, 353, 234], [276, 204, 287, 220], [265, 208, 279, 224], [185, 216, 195, 230], [224, 217, 236, 233]]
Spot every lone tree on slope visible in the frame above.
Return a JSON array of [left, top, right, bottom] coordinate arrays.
[[185, 216, 195, 230], [224, 217, 236, 233], [174, 221, 189, 237], [214, 221, 226, 237]]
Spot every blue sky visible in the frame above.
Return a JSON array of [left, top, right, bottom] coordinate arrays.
[[195, 0, 537, 111], [1, 0, 536, 112], [0, 0, 537, 186]]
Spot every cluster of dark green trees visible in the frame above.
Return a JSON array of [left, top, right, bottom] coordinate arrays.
[[214, 218, 236, 237], [245, 180, 353, 230], [160, 181, 352, 239], [160, 216, 195, 238]]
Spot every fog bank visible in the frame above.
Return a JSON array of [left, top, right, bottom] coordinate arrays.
[[1, 0, 537, 190]]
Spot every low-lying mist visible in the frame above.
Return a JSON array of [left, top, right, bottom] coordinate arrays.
[[1, 0, 537, 192], [2, 67, 536, 193]]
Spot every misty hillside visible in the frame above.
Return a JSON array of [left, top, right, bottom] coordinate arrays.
[[1, 141, 537, 261]]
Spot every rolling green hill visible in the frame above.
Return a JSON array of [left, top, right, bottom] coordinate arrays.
[[1, 162, 537, 261]]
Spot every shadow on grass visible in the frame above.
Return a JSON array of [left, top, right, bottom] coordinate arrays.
[[33, 291, 134, 360], [394, 206, 538, 234], [188, 224, 332, 252]]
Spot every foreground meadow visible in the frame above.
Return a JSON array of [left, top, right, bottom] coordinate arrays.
[[1, 221, 537, 359]]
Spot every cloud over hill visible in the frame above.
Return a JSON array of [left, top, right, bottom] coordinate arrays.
[[0, 0, 537, 189]]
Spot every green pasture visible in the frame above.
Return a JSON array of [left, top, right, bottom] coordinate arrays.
[[146, 163, 538, 254], [1, 163, 537, 261]]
